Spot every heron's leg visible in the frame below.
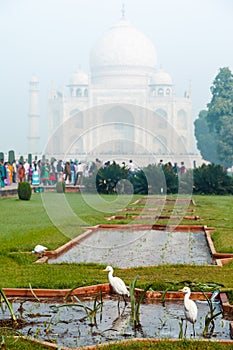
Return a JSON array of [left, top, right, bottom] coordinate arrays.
[[193, 324, 196, 337], [121, 304, 126, 315], [117, 296, 121, 309], [184, 321, 187, 336], [117, 296, 123, 315], [123, 295, 127, 306]]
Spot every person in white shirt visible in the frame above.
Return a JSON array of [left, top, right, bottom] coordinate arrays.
[[74, 161, 85, 185]]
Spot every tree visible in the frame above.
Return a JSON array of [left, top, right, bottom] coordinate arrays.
[[218, 116, 233, 167], [194, 110, 220, 164], [206, 67, 233, 167]]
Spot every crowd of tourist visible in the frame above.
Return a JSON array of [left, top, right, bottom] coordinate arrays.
[[157, 159, 186, 175], [0, 158, 103, 188], [0, 157, 186, 189]]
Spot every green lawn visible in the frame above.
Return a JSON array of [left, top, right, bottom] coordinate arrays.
[[0, 193, 232, 349], [0, 194, 232, 289]]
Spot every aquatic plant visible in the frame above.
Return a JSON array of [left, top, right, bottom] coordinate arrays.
[[74, 292, 103, 326], [202, 290, 222, 338], [178, 319, 184, 339], [129, 275, 152, 328], [0, 335, 5, 348], [0, 288, 18, 327], [44, 312, 61, 334], [29, 283, 40, 302], [161, 287, 170, 306], [51, 289, 103, 327]]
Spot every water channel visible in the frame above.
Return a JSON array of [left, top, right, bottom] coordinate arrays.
[[48, 229, 214, 267], [0, 296, 230, 348]]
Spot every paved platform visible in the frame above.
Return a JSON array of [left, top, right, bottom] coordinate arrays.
[[0, 183, 84, 197], [0, 183, 18, 197], [0, 183, 18, 190]]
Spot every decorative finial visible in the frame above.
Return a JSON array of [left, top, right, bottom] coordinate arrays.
[[121, 3, 125, 19]]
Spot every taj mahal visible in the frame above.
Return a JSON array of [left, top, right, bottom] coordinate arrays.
[[28, 10, 200, 167]]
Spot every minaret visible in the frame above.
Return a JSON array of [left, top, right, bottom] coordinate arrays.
[[121, 3, 125, 19], [28, 76, 40, 154]]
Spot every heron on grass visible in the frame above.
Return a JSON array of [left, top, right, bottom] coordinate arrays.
[[32, 245, 48, 257], [181, 286, 198, 336], [104, 265, 130, 308]]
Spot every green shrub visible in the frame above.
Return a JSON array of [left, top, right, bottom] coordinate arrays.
[[56, 181, 65, 193], [193, 163, 233, 194], [17, 182, 32, 200], [0, 152, 4, 162], [8, 150, 15, 164], [163, 164, 179, 194], [28, 153, 32, 165], [142, 164, 178, 194], [96, 161, 130, 194], [130, 169, 148, 194]]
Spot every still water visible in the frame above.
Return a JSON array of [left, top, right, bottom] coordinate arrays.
[[48, 229, 214, 267]]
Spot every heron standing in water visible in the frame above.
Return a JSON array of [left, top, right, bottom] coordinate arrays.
[[104, 265, 130, 308], [181, 286, 198, 336]]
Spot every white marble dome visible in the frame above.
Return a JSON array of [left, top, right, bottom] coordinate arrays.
[[90, 18, 157, 71], [70, 70, 88, 85], [151, 69, 173, 85]]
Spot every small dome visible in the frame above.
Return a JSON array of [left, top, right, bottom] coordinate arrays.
[[90, 18, 157, 71], [151, 69, 173, 85], [70, 70, 88, 85]]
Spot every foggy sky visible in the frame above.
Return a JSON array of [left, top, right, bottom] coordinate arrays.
[[0, 0, 232, 154]]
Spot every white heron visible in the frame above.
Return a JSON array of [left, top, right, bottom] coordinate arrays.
[[104, 265, 130, 308], [32, 245, 48, 257], [181, 286, 198, 336]]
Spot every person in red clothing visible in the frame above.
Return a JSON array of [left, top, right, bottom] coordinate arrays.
[[18, 163, 25, 182], [64, 161, 71, 184], [180, 161, 186, 175]]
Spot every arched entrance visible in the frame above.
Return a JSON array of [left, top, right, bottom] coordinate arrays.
[[102, 106, 134, 154]]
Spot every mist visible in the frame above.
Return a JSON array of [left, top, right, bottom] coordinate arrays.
[[0, 0, 232, 154]]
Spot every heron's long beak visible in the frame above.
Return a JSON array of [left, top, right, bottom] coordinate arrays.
[[103, 268, 107, 271]]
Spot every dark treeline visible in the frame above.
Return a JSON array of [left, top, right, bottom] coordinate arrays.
[[83, 162, 233, 195]]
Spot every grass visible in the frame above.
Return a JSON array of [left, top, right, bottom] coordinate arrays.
[[0, 194, 232, 289], [0, 337, 48, 350], [194, 196, 233, 253], [2, 338, 233, 350], [88, 339, 233, 349], [0, 193, 232, 349]]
